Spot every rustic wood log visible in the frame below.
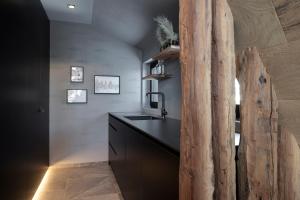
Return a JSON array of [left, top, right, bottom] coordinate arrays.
[[179, 0, 214, 199], [271, 86, 279, 199], [278, 127, 300, 200], [237, 47, 278, 200], [211, 0, 236, 199]]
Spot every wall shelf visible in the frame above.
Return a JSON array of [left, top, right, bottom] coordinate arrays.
[[142, 74, 173, 81], [144, 45, 180, 64], [142, 45, 180, 81]]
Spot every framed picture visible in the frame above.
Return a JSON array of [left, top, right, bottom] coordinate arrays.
[[67, 89, 88, 104], [94, 75, 120, 94], [70, 66, 84, 83]]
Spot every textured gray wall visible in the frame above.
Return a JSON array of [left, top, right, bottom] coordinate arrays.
[[140, 4, 181, 120], [50, 21, 142, 165]]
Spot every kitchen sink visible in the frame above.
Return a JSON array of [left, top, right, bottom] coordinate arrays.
[[124, 115, 162, 120]]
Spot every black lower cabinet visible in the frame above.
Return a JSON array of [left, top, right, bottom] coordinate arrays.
[[109, 116, 179, 200], [140, 137, 179, 200], [109, 118, 127, 195]]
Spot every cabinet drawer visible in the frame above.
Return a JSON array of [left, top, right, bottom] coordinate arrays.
[[109, 116, 127, 156], [109, 123, 124, 155], [109, 144, 117, 172], [109, 115, 126, 131], [109, 142, 127, 198], [140, 136, 179, 200]]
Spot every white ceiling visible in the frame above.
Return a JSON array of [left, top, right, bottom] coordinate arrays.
[[41, 0, 94, 24]]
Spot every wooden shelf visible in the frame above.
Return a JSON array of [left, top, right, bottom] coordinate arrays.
[[142, 45, 179, 81], [145, 45, 180, 63], [142, 74, 173, 81], [153, 45, 180, 60]]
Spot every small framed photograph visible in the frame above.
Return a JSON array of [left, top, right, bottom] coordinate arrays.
[[67, 89, 88, 104], [94, 75, 120, 94], [70, 66, 84, 83]]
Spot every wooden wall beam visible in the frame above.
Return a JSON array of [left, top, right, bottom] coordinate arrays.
[[179, 0, 214, 199], [211, 0, 236, 199], [278, 127, 300, 200], [237, 47, 278, 200]]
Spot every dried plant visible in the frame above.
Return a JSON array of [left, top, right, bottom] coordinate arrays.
[[154, 16, 178, 46]]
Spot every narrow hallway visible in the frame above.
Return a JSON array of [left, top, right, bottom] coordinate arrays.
[[36, 163, 123, 200]]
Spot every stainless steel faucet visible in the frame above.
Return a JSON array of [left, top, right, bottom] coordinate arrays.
[[146, 92, 168, 119]]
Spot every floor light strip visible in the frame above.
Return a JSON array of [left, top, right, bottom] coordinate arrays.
[[32, 167, 51, 200]]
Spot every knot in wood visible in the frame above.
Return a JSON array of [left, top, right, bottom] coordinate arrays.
[[257, 99, 262, 105], [259, 75, 267, 85]]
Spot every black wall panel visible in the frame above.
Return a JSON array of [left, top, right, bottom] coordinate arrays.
[[0, 0, 50, 199]]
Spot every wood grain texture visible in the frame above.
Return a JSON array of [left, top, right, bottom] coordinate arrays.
[[211, 0, 236, 199], [273, 0, 300, 42], [271, 86, 279, 199], [278, 100, 300, 142], [237, 47, 278, 200], [228, 0, 300, 145], [278, 127, 300, 200], [152, 45, 180, 61], [179, 0, 214, 199], [260, 36, 300, 144], [261, 40, 300, 100], [228, 0, 287, 53]]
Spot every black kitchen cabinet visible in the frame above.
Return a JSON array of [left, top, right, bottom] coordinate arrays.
[[108, 115, 179, 200], [109, 117, 127, 195], [140, 136, 179, 200], [124, 126, 143, 200]]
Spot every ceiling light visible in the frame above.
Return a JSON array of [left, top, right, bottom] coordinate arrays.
[[67, 4, 76, 9]]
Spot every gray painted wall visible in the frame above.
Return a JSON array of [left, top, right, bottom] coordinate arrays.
[[50, 21, 142, 165], [140, 3, 181, 120]]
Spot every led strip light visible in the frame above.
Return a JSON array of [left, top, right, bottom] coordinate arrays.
[[32, 168, 51, 200]]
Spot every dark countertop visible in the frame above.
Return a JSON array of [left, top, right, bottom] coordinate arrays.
[[109, 112, 180, 154]]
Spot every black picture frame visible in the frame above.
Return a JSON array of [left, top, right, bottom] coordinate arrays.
[[66, 89, 88, 104], [70, 66, 84, 83], [94, 75, 120, 94]]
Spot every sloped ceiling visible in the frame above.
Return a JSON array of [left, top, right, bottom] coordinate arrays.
[[229, 0, 300, 143], [273, 0, 300, 43], [228, 0, 287, 53], [41, 0, 178, 46], [41, 0, 94, 24]]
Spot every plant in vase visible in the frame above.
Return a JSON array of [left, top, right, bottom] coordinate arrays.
[[154, 16, 179, 51]]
